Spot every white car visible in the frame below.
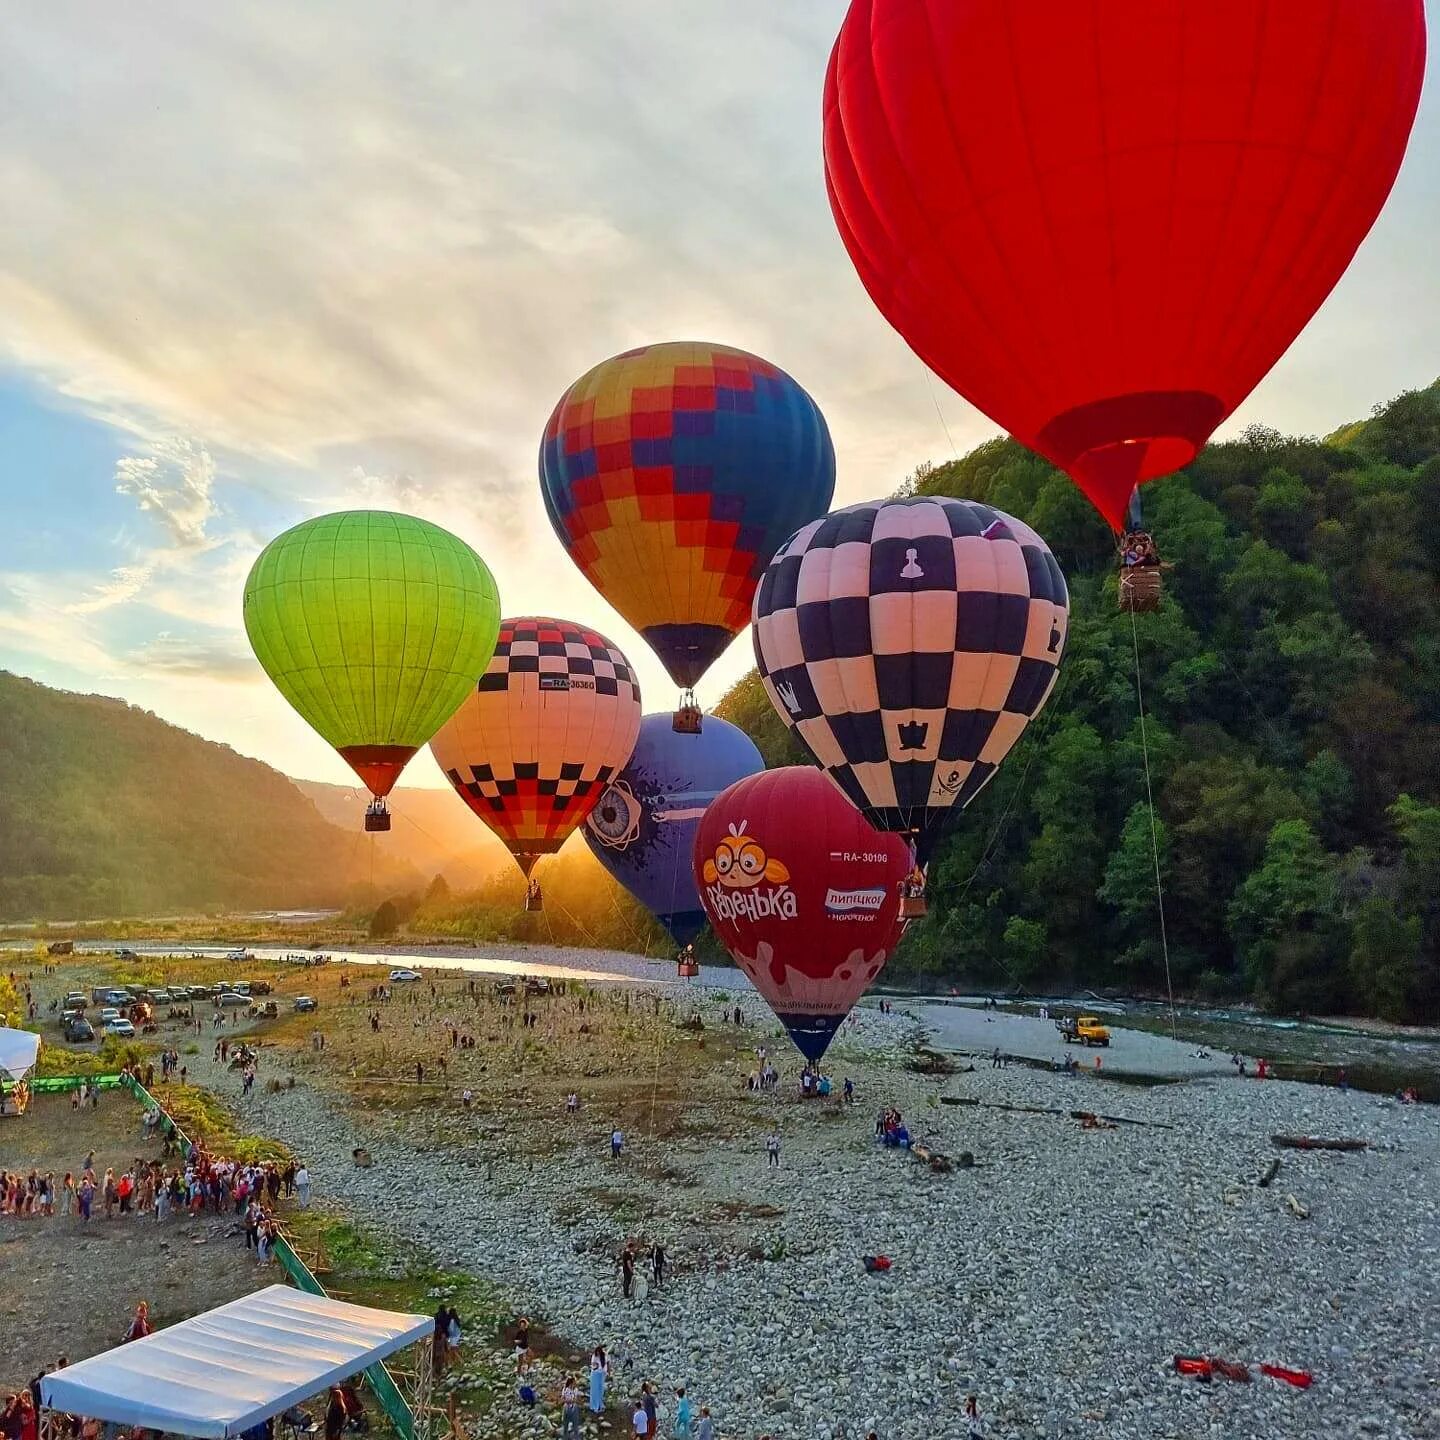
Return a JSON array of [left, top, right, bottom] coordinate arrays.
[[103, 1018, 136, 1038], [217, 991, 249, 1007], [389, 968, 421, 983], [99, 1007, 122, 1024]]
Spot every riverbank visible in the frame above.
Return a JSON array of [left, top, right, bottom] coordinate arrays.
[[24, 953, 1428, 1440], [908, 1001, 1246, 1078]]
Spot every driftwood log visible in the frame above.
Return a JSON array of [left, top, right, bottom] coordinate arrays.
[[1271, 1135, 1369, 1152]]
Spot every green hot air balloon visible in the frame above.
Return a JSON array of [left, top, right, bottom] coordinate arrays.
[[243, 511, 500, 829]]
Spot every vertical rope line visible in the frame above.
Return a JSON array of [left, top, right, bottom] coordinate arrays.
[[1129, 603, 1177, 1042]]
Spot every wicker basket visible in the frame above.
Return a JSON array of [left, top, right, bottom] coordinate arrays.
[[1118, 566, 1162, 613]]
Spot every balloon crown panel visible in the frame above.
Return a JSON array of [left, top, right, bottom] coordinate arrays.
[[539, 341, 837, 688]]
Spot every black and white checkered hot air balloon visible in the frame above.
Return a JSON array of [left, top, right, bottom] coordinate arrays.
[[752, 496, 1068, 866]]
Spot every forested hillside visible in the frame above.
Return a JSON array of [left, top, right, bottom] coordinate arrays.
[[0, 673, 421, 920], [716, 383, 1440, 1022]]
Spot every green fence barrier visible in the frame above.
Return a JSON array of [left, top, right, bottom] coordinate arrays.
[[120, 1073, 196, 1157], [29, 1073, 125, 1094], [273, 1237, 417, 1440], [106, 1077, 418, 1440]]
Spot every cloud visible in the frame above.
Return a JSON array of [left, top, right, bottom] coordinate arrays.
[[0, 1, 1434, 784], [113, 437, 216, 549], [125, 632, 256, 681], [64, 562, 156, 616]]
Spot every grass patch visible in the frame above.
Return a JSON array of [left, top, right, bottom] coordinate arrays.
[[151, 1081, 294, 1165], [281, 1212, 514, 1424]]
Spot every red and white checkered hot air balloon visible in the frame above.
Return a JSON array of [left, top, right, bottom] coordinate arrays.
[[752, 497, 1068, 867], [430, 617, 642, 881]]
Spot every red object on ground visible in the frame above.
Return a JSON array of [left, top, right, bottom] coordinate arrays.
[[824, 0, 1426, 529], [1259, 1364, 1314, 1390], [1210, 1358, 1252, 1383], [1173, 1356, 1213, 1381], [863, 1255, 892, 1272], [694, 767, 910, 1062]]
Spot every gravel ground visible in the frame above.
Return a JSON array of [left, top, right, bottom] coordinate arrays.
[[195, 995, 1439, 1440], [911, 1002, 1248, 1077]]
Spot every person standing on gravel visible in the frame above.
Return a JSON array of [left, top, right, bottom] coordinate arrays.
[[632, 1398, 650, 1439], [619, 1243, 637, 1299], [765, 1132, 781, 1168], [651, 1241, 666, 1289], [560, 1377, 581, 1440], [694, 1407, 713, 1440], [611, 1127, 625, 1159], [965, 1394, 984, 1438], [295, 1163, 311, 1209], [589, 1347, 608, 1414]]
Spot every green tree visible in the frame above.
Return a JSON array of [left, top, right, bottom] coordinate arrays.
[[1228, 820, 1346, 1008], [1349, 897, 1422, 1023], [369, 899, 400, 938], [1002, 916, 1048, 983]]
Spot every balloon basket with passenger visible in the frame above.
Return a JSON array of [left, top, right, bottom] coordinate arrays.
[[1118, 531, 1165, 613], [363, 798, 391, 833], [672, 692, 703, 735]]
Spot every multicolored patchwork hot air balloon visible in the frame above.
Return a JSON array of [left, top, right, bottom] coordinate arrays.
[[752, 497, 1067, 867], [539, 342, 836, 719], [429, 617, 642, 891], [243, 511, 500, 830], [824, 0, 1426, 529], [584, 714, 764, 949], [694, 767, 911, 1062]]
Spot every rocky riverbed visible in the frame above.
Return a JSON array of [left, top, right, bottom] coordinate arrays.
[[193, 991, 1438, 1440]]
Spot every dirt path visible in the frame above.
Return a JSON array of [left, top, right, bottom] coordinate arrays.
[[0, 1092, 271, 1390]]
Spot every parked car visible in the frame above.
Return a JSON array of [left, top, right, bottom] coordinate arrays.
[[62, 1017, 95, 1043], [63, 992, 88, 1011], [293, 996, 318, 1013], [103, 989, 132, 1006], [151, 989, 173, 1004], [389, 968, 422, 983], [115, 948, 138, 960], [229, 982, 252, 996], [247, 1001, 280, 1019], [103, 1018, 136, 1038], [99, 1007, 122, 1024], [217, 991, 249, 1007]]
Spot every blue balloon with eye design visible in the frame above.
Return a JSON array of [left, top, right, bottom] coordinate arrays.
[[584, 714, 764, 947]]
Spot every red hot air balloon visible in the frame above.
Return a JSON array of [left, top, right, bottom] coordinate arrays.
[[824, 0, 1426, 529], [694, 767, 910, 1062]]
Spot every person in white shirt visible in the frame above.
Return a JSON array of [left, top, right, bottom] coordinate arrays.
[[294, 1164, 311, 1208], [632, 1403, 650, 1438]]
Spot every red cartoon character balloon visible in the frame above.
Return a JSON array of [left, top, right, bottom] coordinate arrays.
[[694, 767, 910, 1061]]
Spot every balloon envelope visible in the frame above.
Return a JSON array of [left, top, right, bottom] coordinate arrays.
[[752, 497, 1067, 864], [694, 767, 910, 1062], [243, 511, 500, 797], [824, 0, 1426, 528], [430, 617, 642, 873], [584, 715, 764, 947], [539, 341, 836, 687]]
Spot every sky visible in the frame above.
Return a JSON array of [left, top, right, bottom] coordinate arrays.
[[1, 2, 1436, 789]]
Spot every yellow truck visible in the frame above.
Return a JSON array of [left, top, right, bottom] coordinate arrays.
[[1056, 1013, 1111, 1047]]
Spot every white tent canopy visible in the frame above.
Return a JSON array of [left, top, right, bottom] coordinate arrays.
[[40, 1286, 431, 1439], [0, 1026, 40, 1082]]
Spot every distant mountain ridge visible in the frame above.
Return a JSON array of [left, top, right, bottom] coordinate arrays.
[[294, 777, 509, 888], [0, 671, 423, 921]]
